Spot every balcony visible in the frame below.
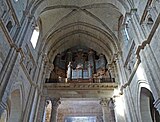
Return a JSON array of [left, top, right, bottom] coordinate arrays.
[[46, 77, 115, 83]]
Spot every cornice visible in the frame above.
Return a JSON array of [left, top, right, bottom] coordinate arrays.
[[43, 83, 118, 90]]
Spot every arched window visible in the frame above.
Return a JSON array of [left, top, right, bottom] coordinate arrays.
[[30, 26, 39, 49], [6, 21, 13, 32]]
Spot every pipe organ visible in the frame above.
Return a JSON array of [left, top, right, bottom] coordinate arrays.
[[48, 47, 114, 83]]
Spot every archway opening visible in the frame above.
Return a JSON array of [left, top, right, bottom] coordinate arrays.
[[140, 88, 160, 122]]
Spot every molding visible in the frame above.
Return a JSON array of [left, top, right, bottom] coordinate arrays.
[[6, 0, 20, 26], [139, 0, 152, 24], [43, 83, 118, 90], [0, 19, 14, 47], [154, 98, 160, 112]]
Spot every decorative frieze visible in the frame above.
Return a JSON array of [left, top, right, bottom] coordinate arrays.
[[44, 83, 118, 90]]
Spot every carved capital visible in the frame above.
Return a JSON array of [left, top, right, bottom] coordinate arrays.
[[100, 98, 109, 107], [45, 62, 54, 71], [42, 53, 48, 63], [51, 98, 61, 110]]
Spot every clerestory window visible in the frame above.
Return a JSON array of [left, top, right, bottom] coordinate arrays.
[[30, 26, 39, 49]]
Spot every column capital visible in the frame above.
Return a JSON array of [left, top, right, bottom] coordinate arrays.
[[100, 98, 109, 107], [50, 98, 61, 122], [45, 62, 54, 71], [51, 98, 61, 109]]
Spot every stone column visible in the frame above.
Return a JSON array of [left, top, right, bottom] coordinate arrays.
[[100, 98, 110, 122], [36, 96, 46, 122], [42, 100, 50, 122], [50, 98, 61, 122], [108, 98, 116, 122]]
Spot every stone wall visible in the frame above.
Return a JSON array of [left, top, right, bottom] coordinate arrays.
[[0, 0, 160, 122]]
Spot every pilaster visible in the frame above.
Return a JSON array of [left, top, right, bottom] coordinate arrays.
[[36, 96, 46, 122]]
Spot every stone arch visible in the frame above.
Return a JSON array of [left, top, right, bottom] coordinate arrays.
[[41, 21, 117, 63], [43, 22, 118, 52], [7, 82, 24, 122], [29, 1, 129, 55], [47, 31, 113, 63], [8, 89, 22, 122], [31, 0, 129, 20], [140, 87, 153, 122], [137, 85, 160, 122]]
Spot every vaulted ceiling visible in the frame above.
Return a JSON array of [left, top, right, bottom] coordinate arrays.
[[31, 0, 131, 62]]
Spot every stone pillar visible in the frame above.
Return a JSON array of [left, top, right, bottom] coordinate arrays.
[[42, 100, 50, 122], [100, 98, 110, 122], [50, 98, 61, 122], [108, 98, 116, 122], [36, 96, 46, 122]]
